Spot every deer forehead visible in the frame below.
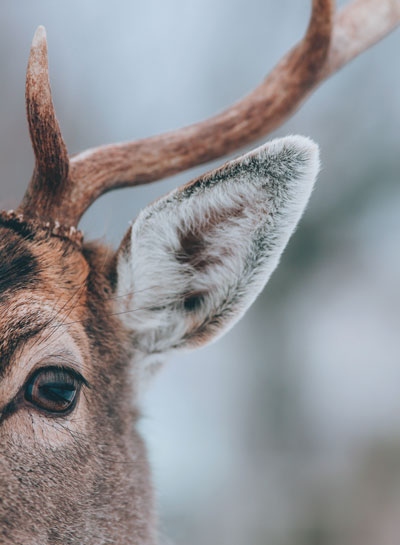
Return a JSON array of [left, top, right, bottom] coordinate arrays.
[[0, 231, 129, 394], [0, 225, 89, 285], [0, 227, 93, 376], [0, 226, 90, 306]]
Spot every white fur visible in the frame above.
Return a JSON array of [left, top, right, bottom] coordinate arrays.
[[116, 136, 320, 366]]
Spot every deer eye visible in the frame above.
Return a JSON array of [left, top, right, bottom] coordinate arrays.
[[24, 367, 82, 415]]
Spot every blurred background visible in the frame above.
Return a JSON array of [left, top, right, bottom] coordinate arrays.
[[0, 1, 399, 543]]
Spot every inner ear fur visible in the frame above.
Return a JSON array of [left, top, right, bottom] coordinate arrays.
[[114, 136, 320, 357]]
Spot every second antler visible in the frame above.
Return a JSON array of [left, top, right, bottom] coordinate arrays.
[[19, 0, 400, 227]]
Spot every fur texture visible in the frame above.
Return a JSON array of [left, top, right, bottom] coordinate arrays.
[[0, 135, 319, 544], [116, 136, 319, 370]]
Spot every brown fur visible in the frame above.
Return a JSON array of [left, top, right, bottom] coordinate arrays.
[[0, 227, 156, 544]]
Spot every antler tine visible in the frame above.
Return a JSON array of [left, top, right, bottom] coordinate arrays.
[[322, 0, 400, 76], [19, 26, 70, 221]]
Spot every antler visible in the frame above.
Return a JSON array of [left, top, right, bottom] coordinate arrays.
[[19, 0, 400, 227], [20, 26, 71, 221]]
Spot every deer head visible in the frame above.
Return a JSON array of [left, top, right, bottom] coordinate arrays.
[[0, 1, 398, 543]]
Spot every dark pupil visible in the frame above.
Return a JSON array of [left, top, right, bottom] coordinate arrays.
[[39, 383, 76, 405]]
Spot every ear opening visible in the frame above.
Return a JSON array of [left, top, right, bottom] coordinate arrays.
[[114, 135, 320, 358]]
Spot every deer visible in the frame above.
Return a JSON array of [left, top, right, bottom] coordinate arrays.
[[0, 0, 398, 543]]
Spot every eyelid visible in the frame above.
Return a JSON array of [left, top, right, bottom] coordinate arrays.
[[35, 348, 89, 377], [21, 344, 90, 386], [25, 363, 90, 390]]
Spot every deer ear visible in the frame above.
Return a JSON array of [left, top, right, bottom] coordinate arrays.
[[115, 136, 319, 357]]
